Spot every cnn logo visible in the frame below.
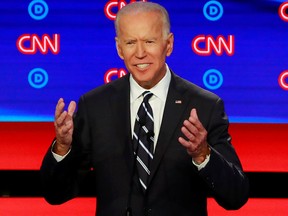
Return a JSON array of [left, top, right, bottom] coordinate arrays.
[[192, 35, 235, 56], [279, 2, 288, 22], [104, 0, 147, 20], [16, 33, 60, 55], [104, 68, 127, 83]]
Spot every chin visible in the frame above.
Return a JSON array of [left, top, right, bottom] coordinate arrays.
[[140, 80, 155, 89]]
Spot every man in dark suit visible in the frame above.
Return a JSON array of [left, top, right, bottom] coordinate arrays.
[[40, 2, 249, 216]]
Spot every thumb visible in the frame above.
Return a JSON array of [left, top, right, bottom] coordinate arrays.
[[190, 108, 198, 119], [68, 101, 77, 116]]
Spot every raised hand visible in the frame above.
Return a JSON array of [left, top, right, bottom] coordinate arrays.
[[178, 108, 210, 164], [53, 98, 76, 155]]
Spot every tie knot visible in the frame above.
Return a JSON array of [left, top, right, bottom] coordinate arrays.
[[142, 91, 153, 103]]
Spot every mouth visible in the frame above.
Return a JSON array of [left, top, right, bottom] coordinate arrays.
[[136, 63, 150, 69]]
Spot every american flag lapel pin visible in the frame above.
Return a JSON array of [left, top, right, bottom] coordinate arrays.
[[175, 100, 182, 104]]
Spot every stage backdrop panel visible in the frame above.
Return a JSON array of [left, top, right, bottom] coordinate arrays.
[[0, 0, 287, 123]]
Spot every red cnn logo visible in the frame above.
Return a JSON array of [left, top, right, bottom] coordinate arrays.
[[279, 2, 288, 22], [279, 70, 288, 90], [104, 68, 127, 83], [104, 0, 147, 20], [16, 34, 60, 55], [192, 35, 235, 56]]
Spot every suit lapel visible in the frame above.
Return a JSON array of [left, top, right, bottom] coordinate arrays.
[[108, 75, 135, 170], [149, 73, 190, 184]]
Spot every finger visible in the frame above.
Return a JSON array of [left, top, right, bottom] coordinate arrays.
[[183, 119, 198, 136], [178, 137, 191, 148], [60, 120, 73, 134], [191, 108, 198, 119], [181, 123, 196, 142], [189, 108, 203, 131], [178, 137, 197, 154], [55, 98, 65, 119], [67, 101, 76, 116], [55, 110, 68, 128]]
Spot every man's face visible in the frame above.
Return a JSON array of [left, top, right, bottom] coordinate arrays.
[[116, 11, 174, 89]]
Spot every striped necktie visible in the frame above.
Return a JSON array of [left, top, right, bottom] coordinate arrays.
[[133, 91, 154, 192]]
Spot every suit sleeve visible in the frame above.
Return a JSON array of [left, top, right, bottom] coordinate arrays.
[[40, 95, 92, 205], [198, 98, 249, 210]]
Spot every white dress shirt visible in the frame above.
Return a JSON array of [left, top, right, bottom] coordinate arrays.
[[130, 64, 171, 151]]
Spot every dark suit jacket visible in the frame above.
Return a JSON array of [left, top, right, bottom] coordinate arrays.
[[40, 71, 249, 216]]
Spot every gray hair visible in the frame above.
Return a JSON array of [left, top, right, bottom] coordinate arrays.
[[115, 2, 171, 37]]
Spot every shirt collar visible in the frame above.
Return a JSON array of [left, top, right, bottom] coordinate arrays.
[[130, 64, 171, 102]]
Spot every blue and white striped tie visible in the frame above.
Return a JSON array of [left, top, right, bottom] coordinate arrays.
[[133, 91, 154, 192]]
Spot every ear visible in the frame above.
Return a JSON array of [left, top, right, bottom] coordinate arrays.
[[115, 37, 124, 60], [166, 33, 174, 57]]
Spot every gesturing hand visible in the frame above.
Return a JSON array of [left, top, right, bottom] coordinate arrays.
[[178, 108, 210, 164], [53, 98, 77, 155]]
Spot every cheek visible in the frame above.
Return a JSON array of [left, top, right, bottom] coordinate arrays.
[[156, 50, 168, 63], [121, 48, 134, 60]]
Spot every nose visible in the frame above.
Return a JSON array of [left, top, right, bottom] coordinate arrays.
[[135, 42, 146, 58]]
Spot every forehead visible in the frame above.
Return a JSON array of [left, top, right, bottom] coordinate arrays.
[[118, 12, 163, 37]]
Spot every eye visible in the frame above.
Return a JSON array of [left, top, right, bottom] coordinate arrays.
[[126, 40, 135, 45], [146, 40, 154, 44]]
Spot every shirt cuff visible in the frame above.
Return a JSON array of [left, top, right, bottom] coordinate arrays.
[[51, 140, 71, 162], [192, 153, 210, 171]]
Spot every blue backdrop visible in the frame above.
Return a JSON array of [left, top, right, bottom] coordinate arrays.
[[0, 0, 287, 122]]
